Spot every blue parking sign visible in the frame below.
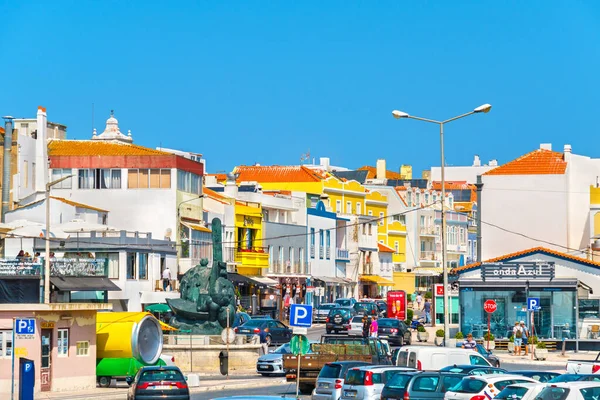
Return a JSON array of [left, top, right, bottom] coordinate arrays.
[[15, 318, 35, 335], [527, 298, 541, 312], [289, 304, 313, 328]]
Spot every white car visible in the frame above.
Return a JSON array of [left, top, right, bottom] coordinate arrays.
[[495, 382, 548, 400], [348, 316, 364, 336], [341, 365, 415, 400], [444, 374, 537, 400], [535, 382, 600, 400]]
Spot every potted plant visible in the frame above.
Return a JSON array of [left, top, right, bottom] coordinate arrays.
[[435, 329, 445, 346], [483, 331, 495, 350], [417, 325, 429, 342], [534, 341, 548, 360], [448, 331, 463, 348], [507, 335, 515, 353]]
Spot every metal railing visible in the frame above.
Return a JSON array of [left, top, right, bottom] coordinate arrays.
[[310, 245, 315, 258], [319, 247, 324, 259], [419, 251, 438, 261], [325, 247, 331, 259], [336, 248, 349, 260], [420, 226, 437, 235], [361, 262, 373, 275]]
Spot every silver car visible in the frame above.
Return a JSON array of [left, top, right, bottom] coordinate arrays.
[[312, 361, 371, 400], [341, 366, 416, 400], [315, 303, 338, 323], [256, 342, 313, 376], [347, 316, 364, 337]]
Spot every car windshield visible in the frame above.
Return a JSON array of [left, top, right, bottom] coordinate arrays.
[[319, 364, 342, 379], [386, 373, 413, 389], [378, 319, 398, 327], [320, 304, 336, 310], [241, 320, 264, 327], [352, 316, 363, 323], [450, 378, 486, 393], [495, 386, 530, 400], [548, 375, 584, 383], [329, 308, 351, 317], [140, 369, 185, 382], [534, 387, 570, 400], [579, 387, 600, 400], [336, 299, 353, 307], [272, 344, 290, 354]]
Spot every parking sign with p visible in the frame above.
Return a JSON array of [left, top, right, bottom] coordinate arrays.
[[527, 297, 540, 312], [289, 304, 313, 328]]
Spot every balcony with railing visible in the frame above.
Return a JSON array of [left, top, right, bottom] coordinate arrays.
[[419, 251, 439, 263], [326, 247, 331, 259], [319, 247, 324, 259], [420, 226, 437, 236], [336, 248, 350, 261], [361, 262, 374, 275], [310, 245, 315, 258], [234, 246, 269, 268]]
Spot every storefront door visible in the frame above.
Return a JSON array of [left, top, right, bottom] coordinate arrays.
[[41, 329, 52, 391]]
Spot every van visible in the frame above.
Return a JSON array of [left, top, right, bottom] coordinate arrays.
[[395, 346, 491, 371]]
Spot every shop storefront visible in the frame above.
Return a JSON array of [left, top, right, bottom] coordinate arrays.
[[454, 248, 600, 340], [312, 277, 351, 306]]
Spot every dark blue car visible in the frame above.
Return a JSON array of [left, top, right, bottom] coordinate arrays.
[[235, 319, 292, 346]]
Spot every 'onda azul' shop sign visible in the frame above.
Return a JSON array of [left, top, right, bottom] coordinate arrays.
[[480, 262, 555, 281]]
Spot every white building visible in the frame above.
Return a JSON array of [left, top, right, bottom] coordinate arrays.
[[481, 143, 600, 260], [430, 155, 498, 184]]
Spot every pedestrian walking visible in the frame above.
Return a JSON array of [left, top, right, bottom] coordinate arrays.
[[362, 315, 370, 338], [520, 321, 529, 356], [415, 293, 423, 311], [369, 316, 379, 338], [461, 333, 477, 350], [423, 299, 431, 324], [162, 266, 172, 291], [513, 321, 523, 356]]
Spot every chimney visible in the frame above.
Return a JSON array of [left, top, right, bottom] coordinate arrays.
[[473, 155, 481, 167], [319, 157, 330, 171], [564, 144, 572, 162], [1, 115, 14, 222], [224, 173, 238, 199], [376, 159, 386, 180], [540, 143, 552, 151], [35, 106, 49, 193], [489, 160, 498, 167]]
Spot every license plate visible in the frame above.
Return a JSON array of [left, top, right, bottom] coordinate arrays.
[[319, 383, 330, 388], [153, 385, 172, 390], [344, 391, 356, 397], [258, 365, 269, 370]]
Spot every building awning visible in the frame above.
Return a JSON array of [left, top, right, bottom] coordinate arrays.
[[50, 276, 121, 291], [314, 276, 352, 286], [228, 273, 277, 288], [181, 222, 211, 233], [359, 275, 395, 286], [413, 267, 443, 276], [249, 276, 278, 286], [266, 274, 311, 279]]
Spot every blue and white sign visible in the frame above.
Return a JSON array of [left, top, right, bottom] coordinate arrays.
[[527, 297, 541, 312], [16, 318, 35, 335], [289, 304, 313, 328]]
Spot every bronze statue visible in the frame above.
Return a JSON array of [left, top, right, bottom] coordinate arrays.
[[167, 218, 236, 334]]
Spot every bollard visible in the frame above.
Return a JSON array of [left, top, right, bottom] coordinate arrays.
[[219, 351, 229, 376]]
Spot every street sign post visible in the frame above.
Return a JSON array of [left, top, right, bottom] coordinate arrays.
[[483, 300, 497, 351], [290, 334, 310, 356], [289, 304, 313, 328]]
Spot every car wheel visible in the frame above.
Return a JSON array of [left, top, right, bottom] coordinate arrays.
[[266, 335, 272, 346], [98, 376, 111, 388], [299, 384, 314, 394], [398, 336, 404, 347]]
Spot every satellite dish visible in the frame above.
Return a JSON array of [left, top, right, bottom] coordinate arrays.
[[221, 328, 236, 344]]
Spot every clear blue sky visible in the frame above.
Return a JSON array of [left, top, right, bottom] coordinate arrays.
[[2, 1, 599, 176]]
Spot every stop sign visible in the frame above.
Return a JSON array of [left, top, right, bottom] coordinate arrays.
[[484, 299, 497, 313]]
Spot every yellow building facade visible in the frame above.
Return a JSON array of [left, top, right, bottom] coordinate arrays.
[[234, 201, 269, 276]]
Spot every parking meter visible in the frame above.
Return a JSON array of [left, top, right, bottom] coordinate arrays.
[[19, 357, 34, 400]]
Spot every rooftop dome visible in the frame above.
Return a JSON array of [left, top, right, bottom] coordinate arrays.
[[92, 110, 133, 143]]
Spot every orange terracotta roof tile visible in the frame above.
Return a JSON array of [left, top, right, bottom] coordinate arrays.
[[203, 187, 231, 203], [48, 140, 170, 156], [483, 149, 567, 176], [452, 246, 600, 274], [454, 202, 474, 212], [207, 173, 227, 181], [378, 243, 395, 253], [431, 181, 476, 190], [0, 127, 4, 134], [358, 166, 403, 180], [234, 165, 324, 183], [50, 196, 110, 213]]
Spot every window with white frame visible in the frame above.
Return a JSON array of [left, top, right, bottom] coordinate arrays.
[[78, 168, 122, 189], [76, 341, 89, 356], [433, 194, 437, 204], [394, 241, 399, 254], [51, 168, 73, 189], [0, 330, 12, 358], [96, 252, 119, 279], [129, 168, 171, 189], [379, 212, 384, 226], [23, 161, 28, 188], [356, 202, 361, 214], [176, 170, 201, 194], [474, 240, 477, 260], [336, 200, 342, 212], [346, 201, 352, 214], [58, 328, 69, 356], [415, 192, 420, 205], [407, 192, 412, 207], [459, 228, 465, 245], [368, 210, 373, 216], [425, 193, 429, 204]]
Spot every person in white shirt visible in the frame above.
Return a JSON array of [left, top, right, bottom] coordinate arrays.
[[162, 266, 172, 291]]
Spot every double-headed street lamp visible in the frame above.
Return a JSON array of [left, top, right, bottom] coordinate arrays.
[[45, 174, 74, 303], [391, 104, 491, 344]]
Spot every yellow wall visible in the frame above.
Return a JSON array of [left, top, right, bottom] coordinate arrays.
[[393, 272, 415, 294], [257, 181, 323, 195], [234, 202, 269, 271], [323, 178, 368, 214], [592, 186, 600, 205], [388, 221, 407, 263], [595, 211, 600, 237], [366, 190, 388, 236]]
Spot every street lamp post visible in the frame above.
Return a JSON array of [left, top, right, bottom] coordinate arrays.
[[392, 104, 491, 344], [176, 195, 204, 277], [44, 174, 74, 303]]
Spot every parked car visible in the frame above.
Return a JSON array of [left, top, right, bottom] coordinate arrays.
[[511, 370, 561, 383], [494, 383, 548, 400], [444, 374, 537, 400], [335, 298, 357, 308], [566, 352, 600, 374], [348, 316, 365, 336], [235, 319, 292, 345], [311, 361, 371, 400], [251, 315, 273, 320], [326, 307, 356, 334], [396, 346, 491, 370], [455, 343, 501, 367], [234, 312, 251, 328], [315, 303, 338, 323], [375, 300, 387, 317], [381, 371, 467, 400], [439, 365, 508, 376], [377, 318, 411, 346], [353, 302, 379, 317], [257, 341, 316, 376], [534, 382, 600, 400], [549, 374, 600, 383], [341, 365, 416, 400], [126, 366, 189, 400]]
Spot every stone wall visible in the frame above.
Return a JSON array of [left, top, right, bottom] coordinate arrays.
[[163, 343, 263, 373]]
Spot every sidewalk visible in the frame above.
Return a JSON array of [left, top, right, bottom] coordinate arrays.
[[36, 374, 285, 400]]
